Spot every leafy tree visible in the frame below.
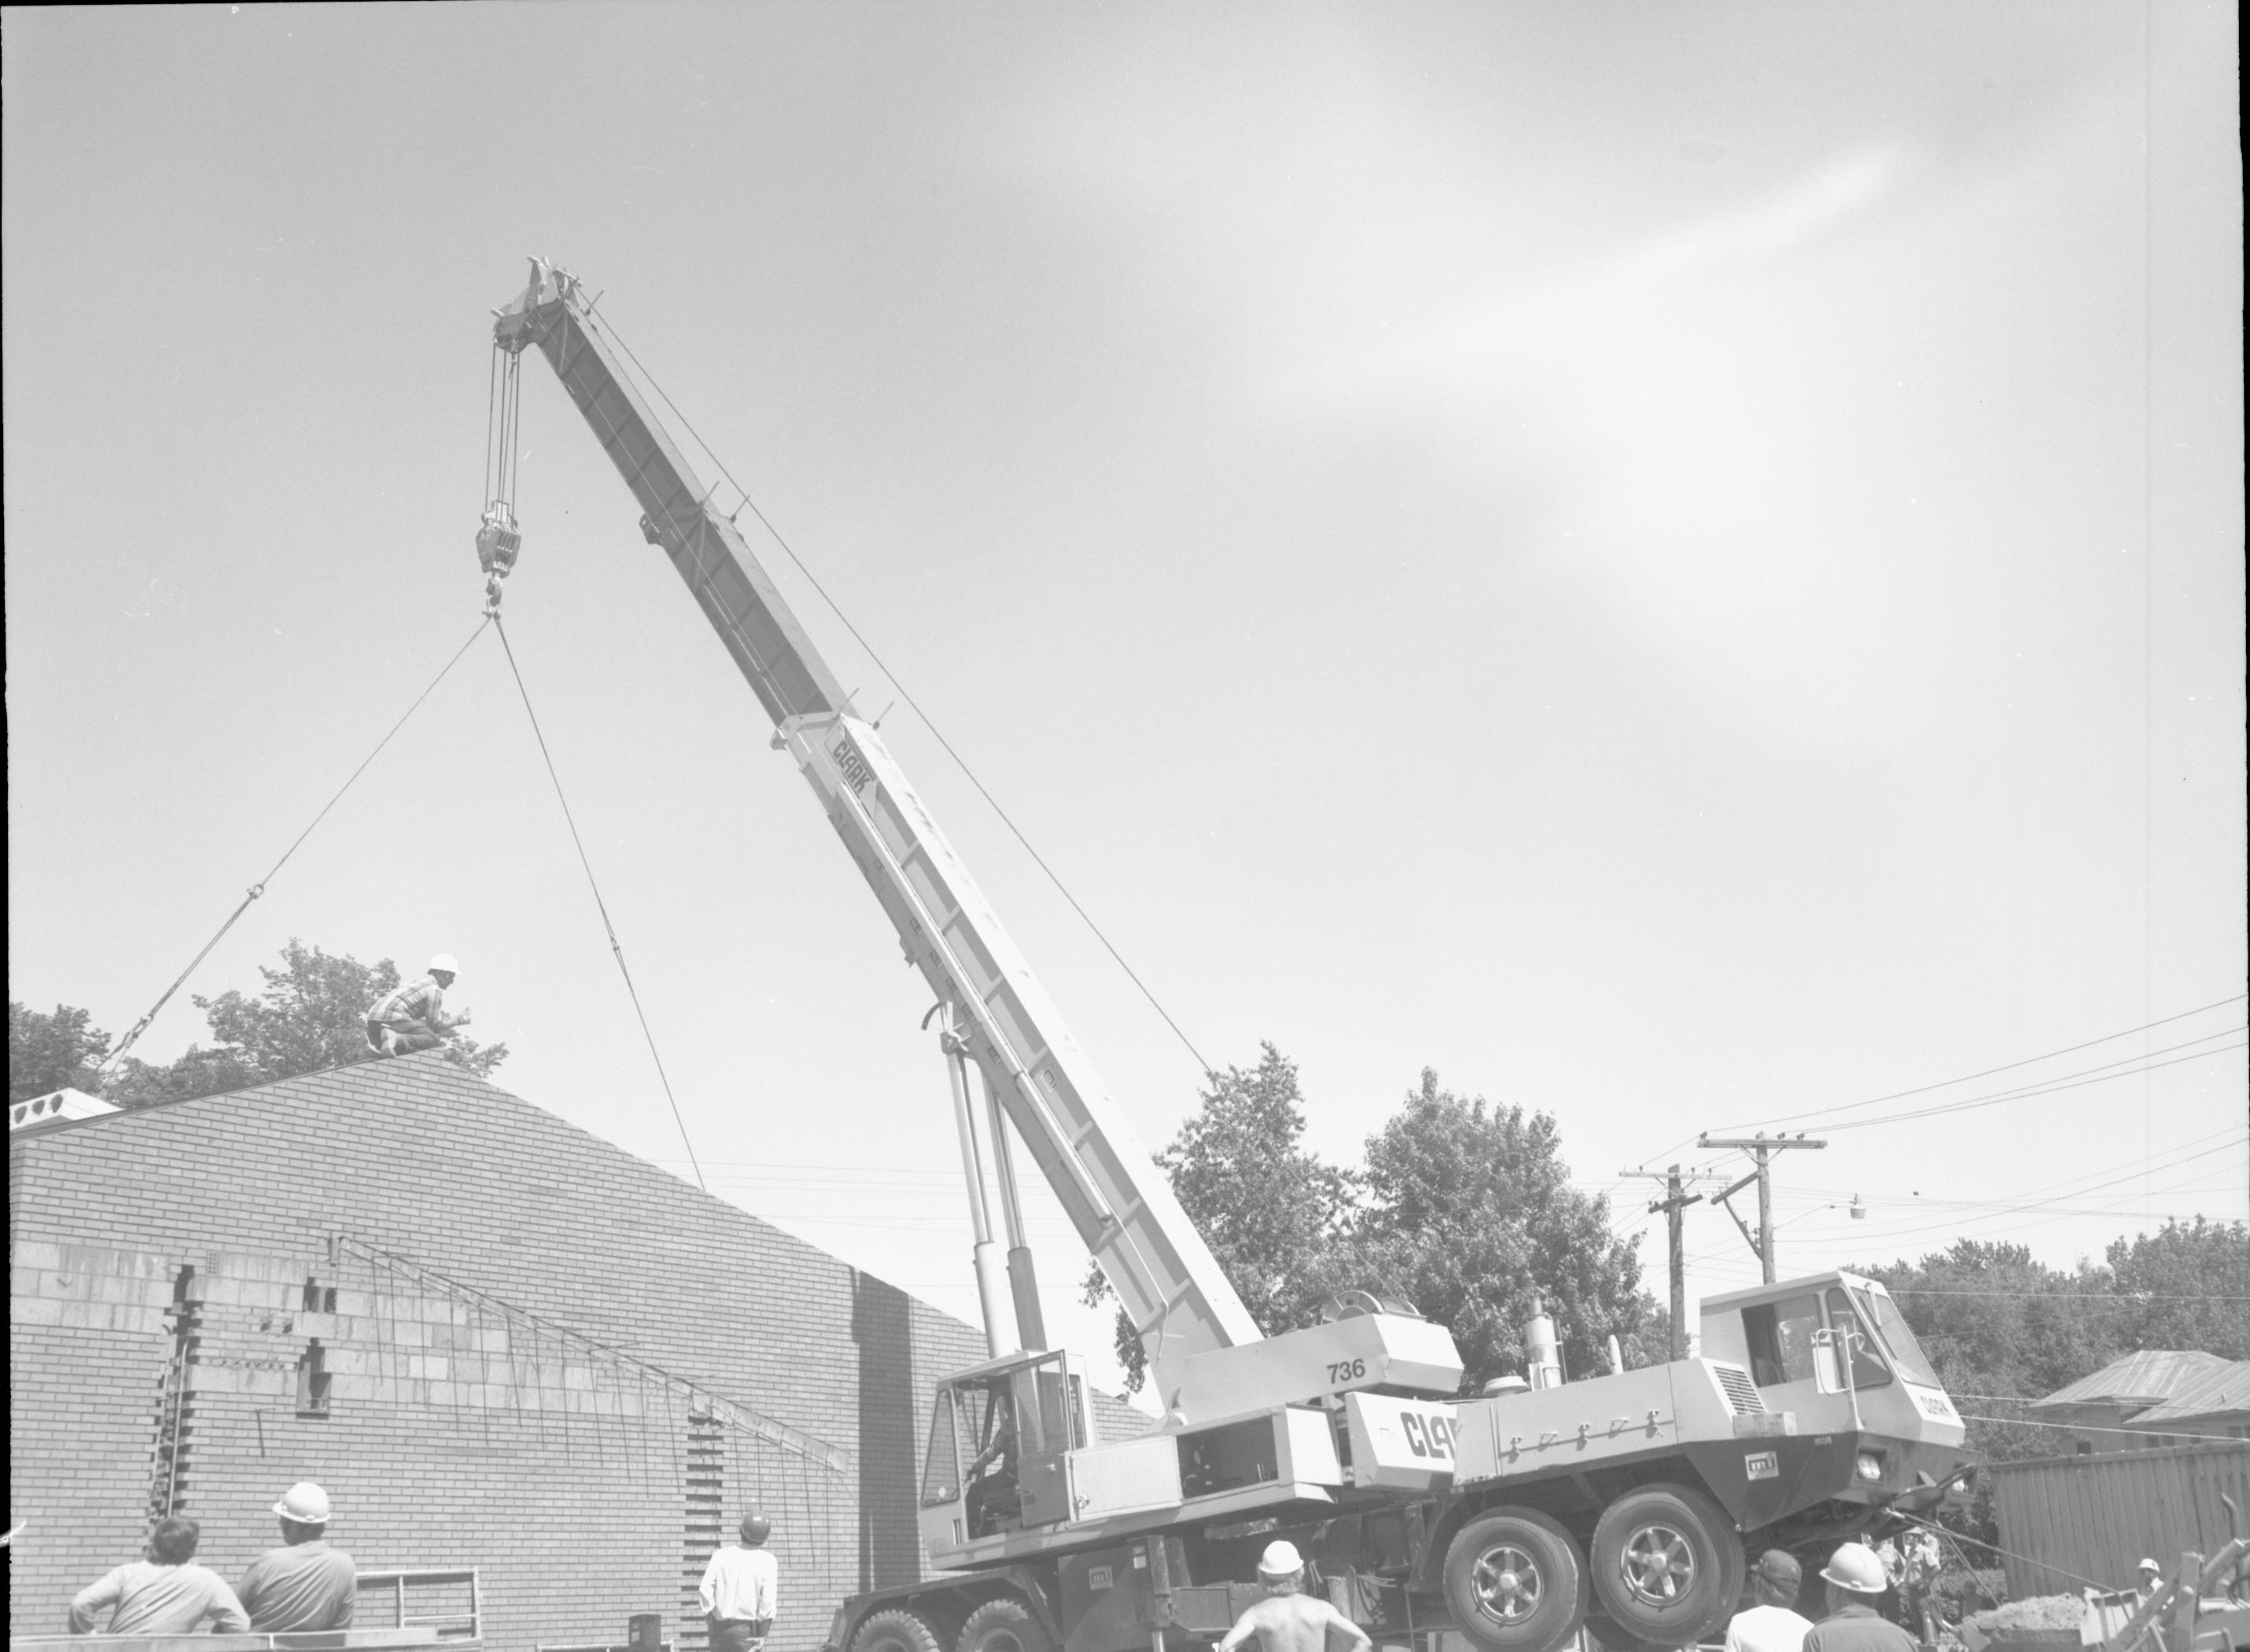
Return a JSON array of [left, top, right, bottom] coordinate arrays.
[[1355, 1069, 1659, 1389], [1085, 1043, 1356, 1393], [105, 939, 506, 1107], [1094, 1054, 1659, 1398], [2106, 1217, 2250, 1357], [9, 1002, 113, 1101]]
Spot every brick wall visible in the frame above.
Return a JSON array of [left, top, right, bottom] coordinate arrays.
[[9, 1054, 991, 1652]]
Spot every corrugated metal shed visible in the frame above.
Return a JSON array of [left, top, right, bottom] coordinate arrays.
[[1990, 1441, 2250, 1598], [2031, 1351, 2233, 1411]]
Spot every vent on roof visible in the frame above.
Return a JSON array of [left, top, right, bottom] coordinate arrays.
[[1711, 1362, 1766, 1415], [10, 1087, 120, 1135]]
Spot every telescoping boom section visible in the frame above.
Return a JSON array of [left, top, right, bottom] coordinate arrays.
[[494, 262, 1331, 1411]]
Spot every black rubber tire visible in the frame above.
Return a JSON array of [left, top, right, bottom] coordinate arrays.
[[854, 1610, 943, 1652], [1443, 1506, 1589, 1652], [1588, 1484, 1746, 1647], [957, 1598, 1052, 1652]]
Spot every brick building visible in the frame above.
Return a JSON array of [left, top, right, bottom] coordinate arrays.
[[10, 1054, 1136, 1652]]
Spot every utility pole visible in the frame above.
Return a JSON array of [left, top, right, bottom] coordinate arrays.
[[1698, 1132, 1827, 1283], [1621, 1164, 1705, 1358]]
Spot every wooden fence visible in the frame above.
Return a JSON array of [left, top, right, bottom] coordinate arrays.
[[1990, 1440, 2250, 1598]]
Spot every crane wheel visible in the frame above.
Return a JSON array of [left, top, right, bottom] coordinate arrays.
[[854, 1610, 943, 1652], [957, 1597, 1051, 1652], [1587, 1484, 1744, 1647], [1442, 1506, 1589, 1652]]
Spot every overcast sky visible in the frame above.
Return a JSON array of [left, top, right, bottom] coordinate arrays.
[[7, 2, 2242, 1400]]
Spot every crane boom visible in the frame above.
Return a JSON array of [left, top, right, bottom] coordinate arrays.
[[495, 263, 1262, 1404]]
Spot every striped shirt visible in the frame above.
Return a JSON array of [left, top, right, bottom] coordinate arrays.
[[369, 976, 445, 1026]]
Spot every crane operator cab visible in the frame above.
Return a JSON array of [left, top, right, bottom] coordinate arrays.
[[920, 1351, 1092, 1549]]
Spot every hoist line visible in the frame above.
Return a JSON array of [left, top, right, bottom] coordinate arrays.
[[98, 616, 495, 1076], [490, 613, 709, 1194], [591, 306, 1215, 1077]]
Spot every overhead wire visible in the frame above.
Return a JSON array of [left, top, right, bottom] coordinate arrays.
[[98, 615, 495, 1075], [1678, 1146, 2245, 1276], [585, 302, 1215, 1076], [1705, 994, 2245, 1133], [1815, 1036, 2246, 1135], [491, 612, 707, 1194]]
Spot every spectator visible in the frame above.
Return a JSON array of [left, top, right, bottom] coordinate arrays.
[[238, 1481, 357, 1632], [1217, 1540, 1372, 1652], [1727, 1550, 1815, 1652], [69, 1515, 249, 1635], [1803, 1543, 1919, 1652], [698, 1512, 777, 1652]]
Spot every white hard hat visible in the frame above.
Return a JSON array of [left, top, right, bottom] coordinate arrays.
[[2138, 1558, 2162, 1573], [274, 1482, 332, 1524], [1258, 1540, 1302, 1578], [1820, 1543, 1888, 1595], [429, 953, 460, 976]]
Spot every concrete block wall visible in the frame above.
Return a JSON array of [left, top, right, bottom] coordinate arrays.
[[10, 1055, 990, 1652]]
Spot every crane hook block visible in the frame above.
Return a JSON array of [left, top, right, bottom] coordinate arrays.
[[477, 507, 521, 580]]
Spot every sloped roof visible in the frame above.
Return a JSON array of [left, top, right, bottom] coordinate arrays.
[[2031, 1348, 2233, 1411], [2123, 1358, 2250, 1425]]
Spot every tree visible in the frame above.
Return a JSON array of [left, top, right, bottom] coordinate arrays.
[[1085, 1044, 1356, 1393], [1355, 1069, 1659, 1390], [105, 939, 506, 1107], [9, 1002, 113, 1101], [2106, 1217, 2250, 1357]]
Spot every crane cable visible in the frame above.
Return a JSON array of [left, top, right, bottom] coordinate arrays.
[[490, 612, 708, 1194], [589, 304, 1217, 1077], [97, 616, 495, 1078]]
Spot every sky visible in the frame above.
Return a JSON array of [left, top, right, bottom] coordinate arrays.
[[6, 2, 2243, 1406]]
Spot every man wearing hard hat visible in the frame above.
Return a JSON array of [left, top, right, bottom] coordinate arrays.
[[365, 954, 472, 1058], [698, 1513, 777, 1652], [237, 1482, 356, 1633], [1803, 1542, 1920, 1652], [1216, 1541, 1372, 1652]]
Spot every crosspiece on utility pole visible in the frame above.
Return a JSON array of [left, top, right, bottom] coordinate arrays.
[[1620, 1164, 1707, 1359], [1699, 1133, 1827, 1285]]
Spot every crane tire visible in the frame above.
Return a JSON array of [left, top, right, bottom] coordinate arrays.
[[957, 1597, 1052, 1652], [1442, 1506, 1589, 1652], [854, 1610, 943, 1652], [1588, 1483, 1744, 1647]]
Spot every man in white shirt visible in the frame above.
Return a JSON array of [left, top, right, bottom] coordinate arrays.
[[698, 1513, 777, 1652], [1726, 1549, 1816, 1652]]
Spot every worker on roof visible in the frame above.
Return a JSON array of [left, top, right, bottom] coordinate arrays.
[[238, 1482, 355, 1633], [365, 954, 471, 1058]]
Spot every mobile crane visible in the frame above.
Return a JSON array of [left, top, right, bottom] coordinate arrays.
[[486, 262, 1974, 1652]]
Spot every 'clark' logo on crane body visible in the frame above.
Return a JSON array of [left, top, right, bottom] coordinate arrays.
[[831, 738, 876, 795]]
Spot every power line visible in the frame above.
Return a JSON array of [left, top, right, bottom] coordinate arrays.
[[1707, 994, 2247, 1133], [1818, 1036, 2247, 1134]]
